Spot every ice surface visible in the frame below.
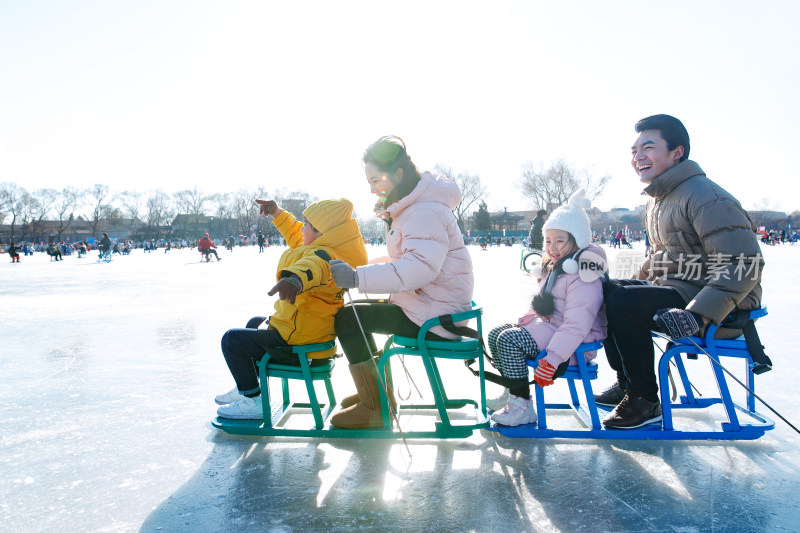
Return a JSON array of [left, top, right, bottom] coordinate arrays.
[[1, 243, 799, 532]]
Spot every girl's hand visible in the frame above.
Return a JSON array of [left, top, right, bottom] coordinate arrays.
[[534, 359, 557, 387], [517, 310, 537, 326]]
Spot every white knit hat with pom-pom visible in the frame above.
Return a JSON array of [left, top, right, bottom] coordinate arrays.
[[542, 189, 592, 250]]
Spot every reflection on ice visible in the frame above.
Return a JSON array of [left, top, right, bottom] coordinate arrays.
[[317, 444, 352, 507], [452, 448, 482, 470], [382, 470, 404, 502], [612, 445, 692, 500], [391, 444, 436, 474]]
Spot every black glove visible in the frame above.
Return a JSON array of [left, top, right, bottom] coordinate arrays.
[[268, 275, 303, 304], [653, 308, 704, 339]]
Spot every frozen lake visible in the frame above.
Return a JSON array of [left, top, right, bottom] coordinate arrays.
[[2, 242, 799, 532]]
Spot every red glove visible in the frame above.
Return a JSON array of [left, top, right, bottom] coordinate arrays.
[[534, 359, 557, 387]]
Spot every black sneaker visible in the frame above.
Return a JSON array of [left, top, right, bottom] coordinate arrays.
[[594, 381, 626, 407], [603, 394, 662, 429]]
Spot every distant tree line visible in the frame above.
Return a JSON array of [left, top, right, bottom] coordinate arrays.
[[0, 182, 319, 243], [1, 160, 618, 243]]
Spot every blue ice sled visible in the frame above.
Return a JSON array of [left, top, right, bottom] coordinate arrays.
[[489, 308, 775, 440]]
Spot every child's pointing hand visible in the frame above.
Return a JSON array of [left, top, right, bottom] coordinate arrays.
[[268, 275, 303, 304], [255, 199, 280, 217]]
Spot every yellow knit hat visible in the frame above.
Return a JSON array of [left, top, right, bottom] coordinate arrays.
[[303, 198, 354, 234]]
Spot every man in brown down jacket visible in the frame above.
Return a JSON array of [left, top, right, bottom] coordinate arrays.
[[598, 114, 764, 429]]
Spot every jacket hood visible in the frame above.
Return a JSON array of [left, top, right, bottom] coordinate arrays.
[[384, 171, 462, 218], [313, 218, 368, 267], [643, 160, 705, 199]]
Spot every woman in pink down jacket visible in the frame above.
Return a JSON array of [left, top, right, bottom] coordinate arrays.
[[327, 136, 474, 429], [487, 189, 607, 427]]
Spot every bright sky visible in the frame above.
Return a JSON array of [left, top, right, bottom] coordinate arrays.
[[2, 1, 798, 218]]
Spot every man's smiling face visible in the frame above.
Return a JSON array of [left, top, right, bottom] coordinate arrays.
[[631, 129, 684, 183]]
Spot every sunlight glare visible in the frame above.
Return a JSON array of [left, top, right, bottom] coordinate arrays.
[[316, 443, 353, 508]]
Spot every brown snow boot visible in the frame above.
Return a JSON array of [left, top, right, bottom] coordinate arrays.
[[340, 352, 395, 413], [331, 360, 385, 429]]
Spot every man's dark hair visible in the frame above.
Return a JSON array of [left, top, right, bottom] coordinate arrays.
[[634, 114, 690, 161], [537, 209, 547, 216]]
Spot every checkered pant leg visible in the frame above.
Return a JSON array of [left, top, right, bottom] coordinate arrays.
[[490, 326, 540, 380], [488, 324, 515, 375]]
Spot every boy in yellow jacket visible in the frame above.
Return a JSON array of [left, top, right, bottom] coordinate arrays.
[[216, 198, 368, 419]]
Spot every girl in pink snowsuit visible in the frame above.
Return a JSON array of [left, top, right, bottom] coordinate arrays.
[[488, 190, 607, 427]]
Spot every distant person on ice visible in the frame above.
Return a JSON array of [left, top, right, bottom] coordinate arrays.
[[197, 233, 220, 261], [47, 242, 63, 261], [98, 232, 112, 258], [486, 189, 607, 426], [327, 135, 474, 429], [528, 209, 547, 250], [8, 241, 20, 263], [215, 198, 368, 420], [598, 114, 764, 429]]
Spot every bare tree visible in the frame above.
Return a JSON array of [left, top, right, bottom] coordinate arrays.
[[118, 191, 144, 237], [53, 187, 82, 241], [84, 184, 112, 237], [209, 192, 234, 220], [434, 165, 487, 233], [0, 182, 30, 241], [28, 188, 58, 242], [357, 214, 385, 239], [231, 189, 260, 236], [273, 189, 316, 219], [748, 198, 787, 229], [144, 190, 175, 239], [173, 187, 208, 216], [520, 159, 611, 210], [253, 186, 273, 235]]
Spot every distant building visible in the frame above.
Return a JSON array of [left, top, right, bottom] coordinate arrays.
[[748, 210, 789, 229], [171, 214, 216, 238], [171, 214, 237, 239], [490, 208, 525, 232]]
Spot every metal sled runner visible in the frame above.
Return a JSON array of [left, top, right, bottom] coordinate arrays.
[[212, 307, 489, 439], [490, 308, 775, 440]]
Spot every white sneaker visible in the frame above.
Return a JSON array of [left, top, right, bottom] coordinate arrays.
[[215, 386, 244, 405], [491, 395, 538, 426], [217, 396, 263, 419], [486, 388, 510, 412]]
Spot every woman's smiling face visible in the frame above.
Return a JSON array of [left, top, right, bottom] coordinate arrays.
[[365, 162, 402, 198]]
